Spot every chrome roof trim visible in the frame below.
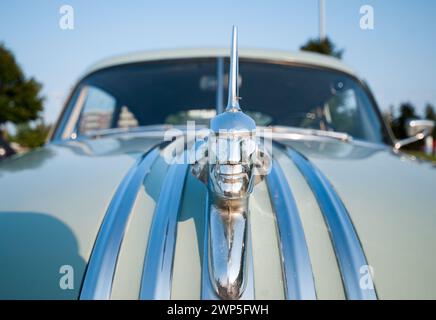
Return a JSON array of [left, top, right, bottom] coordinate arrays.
[[139, 162, 189, 299], [266, 159, 317, 300], [80, 146, 161, 300], [200, 193, 256, 300], [283, 146, 377, 300]]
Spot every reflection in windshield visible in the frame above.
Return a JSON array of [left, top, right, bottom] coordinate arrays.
[[68, 58, 386, 143], [165, 109, 216, 126]]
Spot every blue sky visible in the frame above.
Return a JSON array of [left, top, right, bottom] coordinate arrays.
[[1, 0, 435, 123]]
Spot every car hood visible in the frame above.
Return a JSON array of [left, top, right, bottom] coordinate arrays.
[[285, 139, 436, 299], [0, 135, 435, 299], [0, 136, 159, 299]]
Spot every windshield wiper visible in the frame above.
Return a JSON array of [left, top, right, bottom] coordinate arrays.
[[266, 126, 353, 143], [82, 124, 193, 139]]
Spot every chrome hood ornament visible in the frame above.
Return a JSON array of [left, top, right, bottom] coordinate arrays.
[[192, 26, 271, 299]]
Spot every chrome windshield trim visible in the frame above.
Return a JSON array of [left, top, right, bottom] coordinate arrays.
[[139, 162, 189, 299], [200, 193, 255, 300], [61, 85, 89, 140], [266, 160, 316, 300], [80, 146, 160, 300], [283, 146, 377, 300]]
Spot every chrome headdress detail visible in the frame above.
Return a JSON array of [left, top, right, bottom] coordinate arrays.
[[192, 26, 271, 300]]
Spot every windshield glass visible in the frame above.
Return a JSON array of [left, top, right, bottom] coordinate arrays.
[[66, 58, 387, 143]]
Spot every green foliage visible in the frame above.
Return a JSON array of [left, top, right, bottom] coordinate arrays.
[[12, 121, 51, 149], [425, 104, 436, 139], [300, 37, 344, 59], [0, 43, 44, 125], [425, 104, 436, 120], [391, 102, 418, 139], [405, 151, 436, 163], [388, 102, 436, 152]]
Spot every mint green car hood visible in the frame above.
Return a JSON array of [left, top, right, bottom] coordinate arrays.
[[290, 140, 436, 299], [1, 136, 435, 299], [0, 138, 158, 299]]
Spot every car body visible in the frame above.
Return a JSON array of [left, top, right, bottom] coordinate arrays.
[[1, 38, 435, 300]]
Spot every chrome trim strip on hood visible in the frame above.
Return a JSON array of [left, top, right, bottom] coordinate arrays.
[[284, 146, 377, 300], [139, 163, 189, 299], [266, 160, 316, 300], [80, 147, 160, 300], [201, 192, 216, 299]]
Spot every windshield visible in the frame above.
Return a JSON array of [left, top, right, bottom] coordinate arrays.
[[62, 58, 388, 143]]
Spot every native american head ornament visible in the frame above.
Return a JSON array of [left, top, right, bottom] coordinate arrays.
[[192, 26, 271, 299]]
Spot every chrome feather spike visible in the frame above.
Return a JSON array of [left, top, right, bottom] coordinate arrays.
[[226, 26, 241, 112]]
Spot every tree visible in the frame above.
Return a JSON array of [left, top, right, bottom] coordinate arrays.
[[425, 104, 436, 120], [12, 120, 51, 149], [391, 102, 418, 139], [0, 43, 45, 152], [425, 103, 436, 139], [0, 43, 44, 128], [300, 37, 344, 59]]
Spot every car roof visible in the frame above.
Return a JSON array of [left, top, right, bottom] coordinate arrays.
[[84, 48, 358, 78]]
